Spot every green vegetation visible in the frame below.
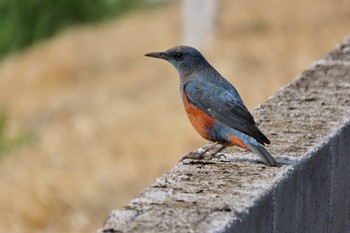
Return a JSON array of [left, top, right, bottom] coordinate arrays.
[[0, 113, 34, 157], [0, 0, 146, 59]]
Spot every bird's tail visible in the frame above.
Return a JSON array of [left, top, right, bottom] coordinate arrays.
[[247, 144, 278, 167]]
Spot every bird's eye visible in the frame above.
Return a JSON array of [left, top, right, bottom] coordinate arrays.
[[174, 52, 184, 60]]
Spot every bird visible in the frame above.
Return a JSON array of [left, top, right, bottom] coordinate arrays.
[[145, 46, 277, 166]]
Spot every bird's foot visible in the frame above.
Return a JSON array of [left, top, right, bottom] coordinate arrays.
[[180, 151, 205, 161], [203, 152, 227, 160], [180, 144, 227, 161], [202, 145, 227, 160]]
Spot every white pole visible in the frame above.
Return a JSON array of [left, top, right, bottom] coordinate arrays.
[[181, 0, 217, 49]]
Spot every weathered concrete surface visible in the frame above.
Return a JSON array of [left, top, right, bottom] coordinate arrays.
[[98, 35, 350, 233]]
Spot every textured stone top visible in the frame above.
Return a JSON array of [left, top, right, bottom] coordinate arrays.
[[98, 35, 350, 233]]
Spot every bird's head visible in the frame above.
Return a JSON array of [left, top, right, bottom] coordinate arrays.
[[145, 46, 209, 76]]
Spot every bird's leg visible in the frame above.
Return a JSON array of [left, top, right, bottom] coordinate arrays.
[[181, 142, 219, 161], [196, 142, 219, 159], [204, 145, 227, 160]]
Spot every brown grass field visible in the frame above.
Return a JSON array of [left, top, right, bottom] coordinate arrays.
[[0, 0, 349, 232]]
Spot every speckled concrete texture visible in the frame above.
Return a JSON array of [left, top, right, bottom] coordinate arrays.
[[98, 35, 350, 233]]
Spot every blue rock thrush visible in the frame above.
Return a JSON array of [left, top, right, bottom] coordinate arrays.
[[145, 46, 277, 166]]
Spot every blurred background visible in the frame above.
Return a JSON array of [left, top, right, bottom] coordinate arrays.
[[0, 0, 349, 232]]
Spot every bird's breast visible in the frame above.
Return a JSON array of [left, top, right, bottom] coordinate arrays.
[[182, 90, 216, 141]]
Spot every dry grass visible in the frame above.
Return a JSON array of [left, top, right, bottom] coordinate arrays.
[[0, 0, 349, 232]]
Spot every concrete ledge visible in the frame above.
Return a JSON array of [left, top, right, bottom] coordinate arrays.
[[98, 35, 350, 233]]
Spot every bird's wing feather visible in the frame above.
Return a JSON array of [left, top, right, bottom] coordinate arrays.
[[184, 80, 270, 145]]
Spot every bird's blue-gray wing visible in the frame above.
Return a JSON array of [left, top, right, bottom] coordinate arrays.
[[184, 80, 270, 145]]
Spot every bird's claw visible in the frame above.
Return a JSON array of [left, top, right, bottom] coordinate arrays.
[[203, 152, 226, 160], [180, 150, 226, 162], [180, 151, 205, 161]]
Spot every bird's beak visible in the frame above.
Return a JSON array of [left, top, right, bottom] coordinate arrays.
[[144, 51, 168, 60]]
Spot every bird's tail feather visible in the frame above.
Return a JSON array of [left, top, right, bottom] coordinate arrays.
[[247, 144, 278, 166]]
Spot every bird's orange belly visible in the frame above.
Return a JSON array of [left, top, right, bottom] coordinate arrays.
[[182, 92, 215, 141]]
